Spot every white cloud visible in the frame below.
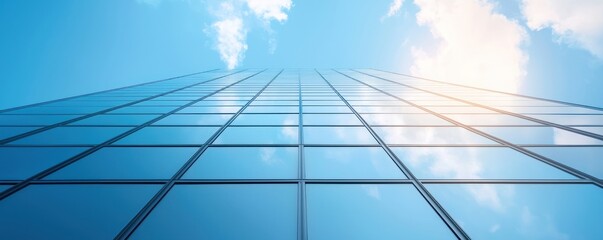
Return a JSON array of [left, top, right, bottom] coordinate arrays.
[[521, 0, 603, 59], [246, 0, 292, 22], [410, 0, 529, 93], [207, 0, 292, 69], [382, 0, 404, 21]]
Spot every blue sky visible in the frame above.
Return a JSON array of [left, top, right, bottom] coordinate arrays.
[[1, 0, 602, 109]]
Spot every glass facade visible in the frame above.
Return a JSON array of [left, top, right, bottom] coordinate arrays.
[[0, 68, 602, 239]]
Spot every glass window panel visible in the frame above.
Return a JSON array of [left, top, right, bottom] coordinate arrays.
[[306, 184, 455, 240], [0, 184, 160, 240], [71, 114, 158, 125], [363, 114, 452, 126], [177, 106, 241, 114], [11, 127, 131, 145], [47, 147, 197, 180], [110, 106, 178, 114], [214, 127, 298, 144], [303, 106, 353, 113], [0, 115, 78, 126], [427, 184, 603, 240], [445, 114, 541, 125], [475, 127, 603, 145], [303, 100, 345, 105], [304, 127, 377, 144], [374, 127, 497, 145], [194, 100, 248, 106], [574, 127, 603, 135], [0, 127, 37, 140], [354, 106, 427, 113], [305, 147, 406, 179], [527, 147, 603, 179], [0, 185, 10, 192], [249, 100, 298, 106], [130, 184, 297, 240], [232, 114, 298, 125], [525, 114, 603, 125], [116, 127, 218, 145], [0, 147, 88, 180], [7, 106, 108, 114], [303, 114, 362, 125], [243, 106, 299, 113], [392, 147, 574, 179], [183, 147, 297, 179], [154, 114, 232, 125]]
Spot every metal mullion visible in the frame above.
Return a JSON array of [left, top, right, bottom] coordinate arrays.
[[0, 70, 262, 201], [345, 70, 603, 187], [115, 69, 282, 240], [356, 70, 603, 140], [316, 70, 470, 240], [297, 70, 307, 240], [420, 179, 593, 184], [0, 70, 247, 145]]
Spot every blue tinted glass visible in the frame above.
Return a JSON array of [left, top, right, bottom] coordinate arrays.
[[0, 147, 88, 180], [243, 106, 299, 113], [0, 185, 10, 192], [154, 114, 233, 125], [574, 127, 603, 135], [374, 127, 497, 145], [303, 114, 362, 125], [307, 184, 455, 240], [178, 106, 242, 114], [303, 106, 352, 113], [362, 113, 452, 126], [476, 127, 603, 145], [0, 127, 37, 140], [0, 115, 78, 126], [392, 147, 574, 179], [47, 147, 197, 179], [444, 114, 540, 126], [110, 106, 179, 114], [11, 127, 131, 145], [427, 184, 603, 240], [214, 127, 298, 144], [303, 127, 377, 144], [131, 184, 297, 240], [305, 147, 406, 179], [527, 147, 603, 179], [116, 127, 218, 145], [0, 184, 160, 240], [71, 114, 158, 125], [183, 147, 298, 179], [7, 106, 108, 114], [232, 114, 299, 125]]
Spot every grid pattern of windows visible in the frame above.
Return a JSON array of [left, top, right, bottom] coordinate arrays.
[[0, 68, 602, 239]]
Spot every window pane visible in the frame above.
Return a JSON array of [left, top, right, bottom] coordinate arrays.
[[304, 127, 377, 144], [392, 147, 574, 179], [214, 127, 298, 144], [183, 147, 298, 179], [153, 114, 232, 125], [0, 115, 78, 126], [527, 147, 603, 179], [232, 114, 298, 125], [427, 184, 603, 240], [131, 184, 297, 240], [47, 147, 197, 180], [115, 127, 218, 145], [306, 184, 455, 240], [526, 114, 603, 125], [374, 127, 497, 145], [71, 114, 158, 125], [303, 106, 352, 113], [243, 106, 299, 113], [0, 147, 88, 180], [305, 147, 406, 179], [11, 127, 132, 145], [362, 114, 452, 126], [0, 127, 37, 140], [0, 184, 160, 240], [177, 106, 242, 114], [475, 127, 603, 145], [303, 114, 362, 125], [444, 114, 540, 126], [110, 106, 178, 114]]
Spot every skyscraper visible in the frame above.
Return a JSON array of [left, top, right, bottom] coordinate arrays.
[[0, 69, 601, 239]]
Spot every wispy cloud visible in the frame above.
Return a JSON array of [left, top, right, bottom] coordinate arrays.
[[521, 0, 603, 59], [207, 0, 292, 69], [410, 0, 529, 93], [382, 0, 404, 21]]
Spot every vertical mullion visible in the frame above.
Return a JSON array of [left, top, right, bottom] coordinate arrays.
[[316, 69, 469, 240], [297, 70, 307, 240]]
